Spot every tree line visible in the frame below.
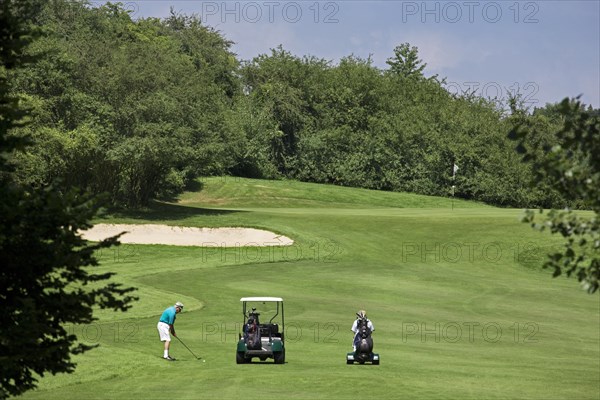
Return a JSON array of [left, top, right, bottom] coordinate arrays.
[[6, 0, 597, 210]]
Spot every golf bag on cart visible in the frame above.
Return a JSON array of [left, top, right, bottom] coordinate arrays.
[[243, 310, 261, 350], [347, 315, 379, 365], [354, 317, 373, 355]]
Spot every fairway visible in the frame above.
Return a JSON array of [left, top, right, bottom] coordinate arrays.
[[22, 178, 600, 400]]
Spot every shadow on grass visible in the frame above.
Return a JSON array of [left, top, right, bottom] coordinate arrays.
[[239, 361, 287, 365], [155, 180, 205, 203], [99, 200, 244, 221], [184, 179, 204, 193]]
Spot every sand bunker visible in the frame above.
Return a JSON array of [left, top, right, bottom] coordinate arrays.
[[82, 224, 294, 247]]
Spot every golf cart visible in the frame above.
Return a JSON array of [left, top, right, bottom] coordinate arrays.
[[236, 297, 285, 364], [346, 314, 379, 365]]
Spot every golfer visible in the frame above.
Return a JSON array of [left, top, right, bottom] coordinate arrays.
[[157, 302, 184, 361], [351, 310, 374, 351]]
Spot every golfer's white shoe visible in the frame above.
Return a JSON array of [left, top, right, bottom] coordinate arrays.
[[164, 356, 176, 361]]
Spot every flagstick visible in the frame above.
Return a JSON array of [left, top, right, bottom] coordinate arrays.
[[451, 163, 458, 211]]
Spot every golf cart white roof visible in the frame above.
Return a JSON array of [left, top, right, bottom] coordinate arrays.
[[240, 297, 283, 302]]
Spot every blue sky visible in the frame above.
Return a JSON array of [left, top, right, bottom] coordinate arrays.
[[108, 1, 599, 108]]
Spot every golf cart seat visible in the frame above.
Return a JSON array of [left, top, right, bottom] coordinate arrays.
[[260, 323, 280, 338]]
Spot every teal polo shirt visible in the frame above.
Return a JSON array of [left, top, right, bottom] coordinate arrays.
[[159, 306, 177, 325]]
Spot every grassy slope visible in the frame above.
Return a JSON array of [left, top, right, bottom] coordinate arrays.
[[22, 177, 599, 400], [176, 177, 491, 209]]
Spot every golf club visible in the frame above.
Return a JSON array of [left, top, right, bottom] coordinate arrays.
[[175, 335, 202, 360]]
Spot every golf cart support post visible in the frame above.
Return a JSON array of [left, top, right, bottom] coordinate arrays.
[[236, 297, 285, 364]]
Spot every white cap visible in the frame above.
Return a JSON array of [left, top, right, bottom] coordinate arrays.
[[175, 302, 184, 308]]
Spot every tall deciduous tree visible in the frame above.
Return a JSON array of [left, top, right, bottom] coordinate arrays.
[[386, 43, 428, 79], [0, 1, 137, 398], [9, 1, 240, 207]]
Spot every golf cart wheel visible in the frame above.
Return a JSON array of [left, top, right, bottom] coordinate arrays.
[[273, 349, 285, 364], [372, 360, 380, 365], [236, 351, 247, 364], [346, 359, 353, 365]]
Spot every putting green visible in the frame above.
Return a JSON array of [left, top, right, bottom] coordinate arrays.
[[22, 178, 599, 400]]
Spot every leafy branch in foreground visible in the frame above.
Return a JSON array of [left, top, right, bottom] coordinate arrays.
[[509, 97, 599, 293], [0, 1, 137, 397]]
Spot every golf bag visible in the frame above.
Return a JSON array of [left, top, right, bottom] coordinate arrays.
[[244, 311, 261, 350], [353, 317, 373, 359]]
